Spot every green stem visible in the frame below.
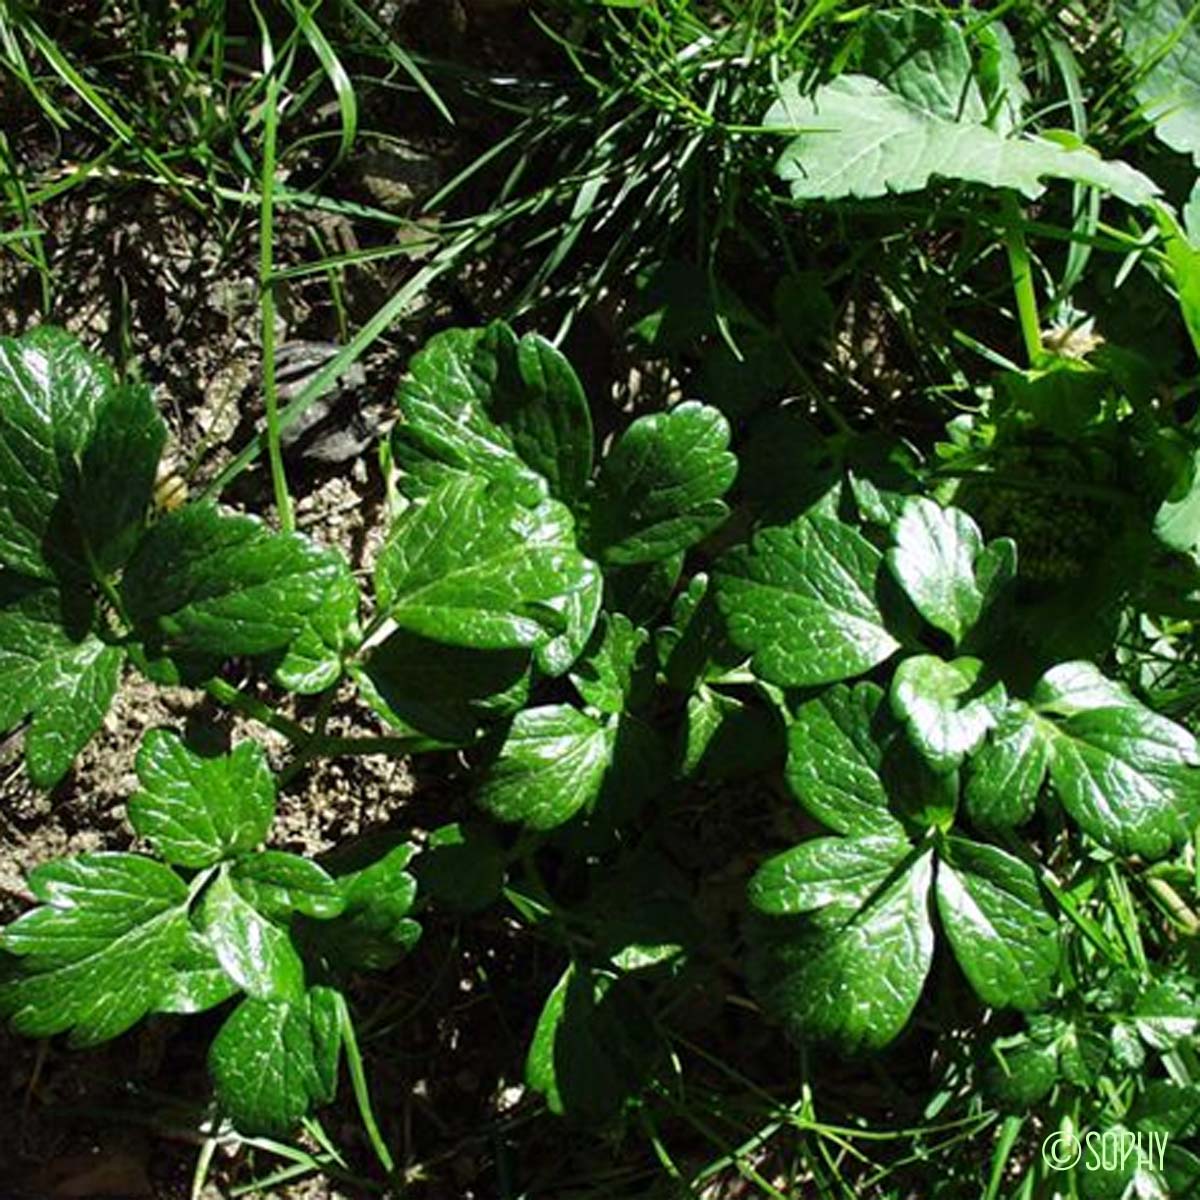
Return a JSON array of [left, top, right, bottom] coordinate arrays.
[[334, 991, 396, 1177], [259, 48, 294, 531], [1002, 191, 1042, 365], [203, 677, 308, 745]]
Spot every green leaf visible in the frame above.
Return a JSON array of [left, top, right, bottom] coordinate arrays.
[[392, 322, 593, 504], [784, 683, 907, 840], [353, 629, 530, 744], [209, 985, 342, 1135], [0, 853, 188, 1046], [887, 497, 1014, 645], [0, 326, 164, 582], [657, 572, 744, 693], [271, 561, 360, 694], [1118, 0, 1200, 162], [122, 506, 349, 657], [715, 512, 900, 687], [200, 871, 305, 1002], [0, 577, 124, 787], [964, 701, 1050, 829], [1133, 976, 1199, 1050], [748, 834, 912, 916], [307, 844, 421, 973], [586, 402, 737, 565], [155, 929, 239, 1015], [232, 852, 345, 921], [475, 705, 612, 830], [1034, 663, 1200, 857], [375, 475, 600, 652], [764, 74, 1159, 205], [525, 964, 659, 1122], [749, 843, 934, 1052], [127, 731, 275, 868], [935, 837, 1058, 1009], [858, 8, 985, 121], [413, 823, 506, 914], [976, 18, 1029, 134], [569, 613, 653, 715], [891, 655, 1006, 774], [681, 686, 783, 782]]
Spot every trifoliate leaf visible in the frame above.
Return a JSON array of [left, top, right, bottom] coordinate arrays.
[[375, 475, 600, 652], [209, 985, 342, 1135], [964, 701, 1050, 829], [476, 704, 613, 830], [586, 402, 736, 565], [0, 326, 164, 582], [392, 322, 594, 505], [0, 577, 124, 788], [749, 843, 934, 1052], [891, 655, 1006, 774], [887, 497, 1014, 645], [122, 505, 349, 657], [1033, 663, 1200, 858], [200, 871, 305, 1003], [0, 853, 188, 1045], [765, 74, 1159, 205], [784, 683, 906, 840], [715, 512, 900, 687], [1118, 0, 1200, 162], [232, 851, 346, 921], [935, 837, 1058, 1010], [127, 731, 276, 868]]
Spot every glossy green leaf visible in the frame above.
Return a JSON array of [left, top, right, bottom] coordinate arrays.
[[308, 844, 421, 973], [749, 844, 934, 1052], [375, 475, 599, 652], [155, 929, 239, 1015], [0, 577, 124, 787], [765, 74, 1159, 205], [784, 683, 906, 840], [127, 731, 275, 868], [935, 838, 1058, 1009], [886, 497, 1014, 644], [569, 613, 653, 714], [200, 871, 304, 1002], [392, 322, 593, 504], [587, 402, 736, 565], [271, 563, 360, 694], [232, 851, 345, 921], [209, 985, 342, 1135], [476, 704, 612, 830], [0, 853, 188, 1046], [122, 505, 349, 657], [1118, 0, 1200, 162], [891, 655, 1005, 773], [1034, 663, 1200, 857], [0, 326, 164, 582], [715, 512, 900, 687], [748, 834, 911, 916], [964, 701, 1050, 829]]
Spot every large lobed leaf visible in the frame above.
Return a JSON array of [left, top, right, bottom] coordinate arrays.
[[764, 74, 1159, 206], [1119, 0, 1200, 162]]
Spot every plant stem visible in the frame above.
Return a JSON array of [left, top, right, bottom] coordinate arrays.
[[334, 991, 396, 1177], [1001, 191, 1042, 365], [259, 43, 294, 532], [204, 677, 308, 745]]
